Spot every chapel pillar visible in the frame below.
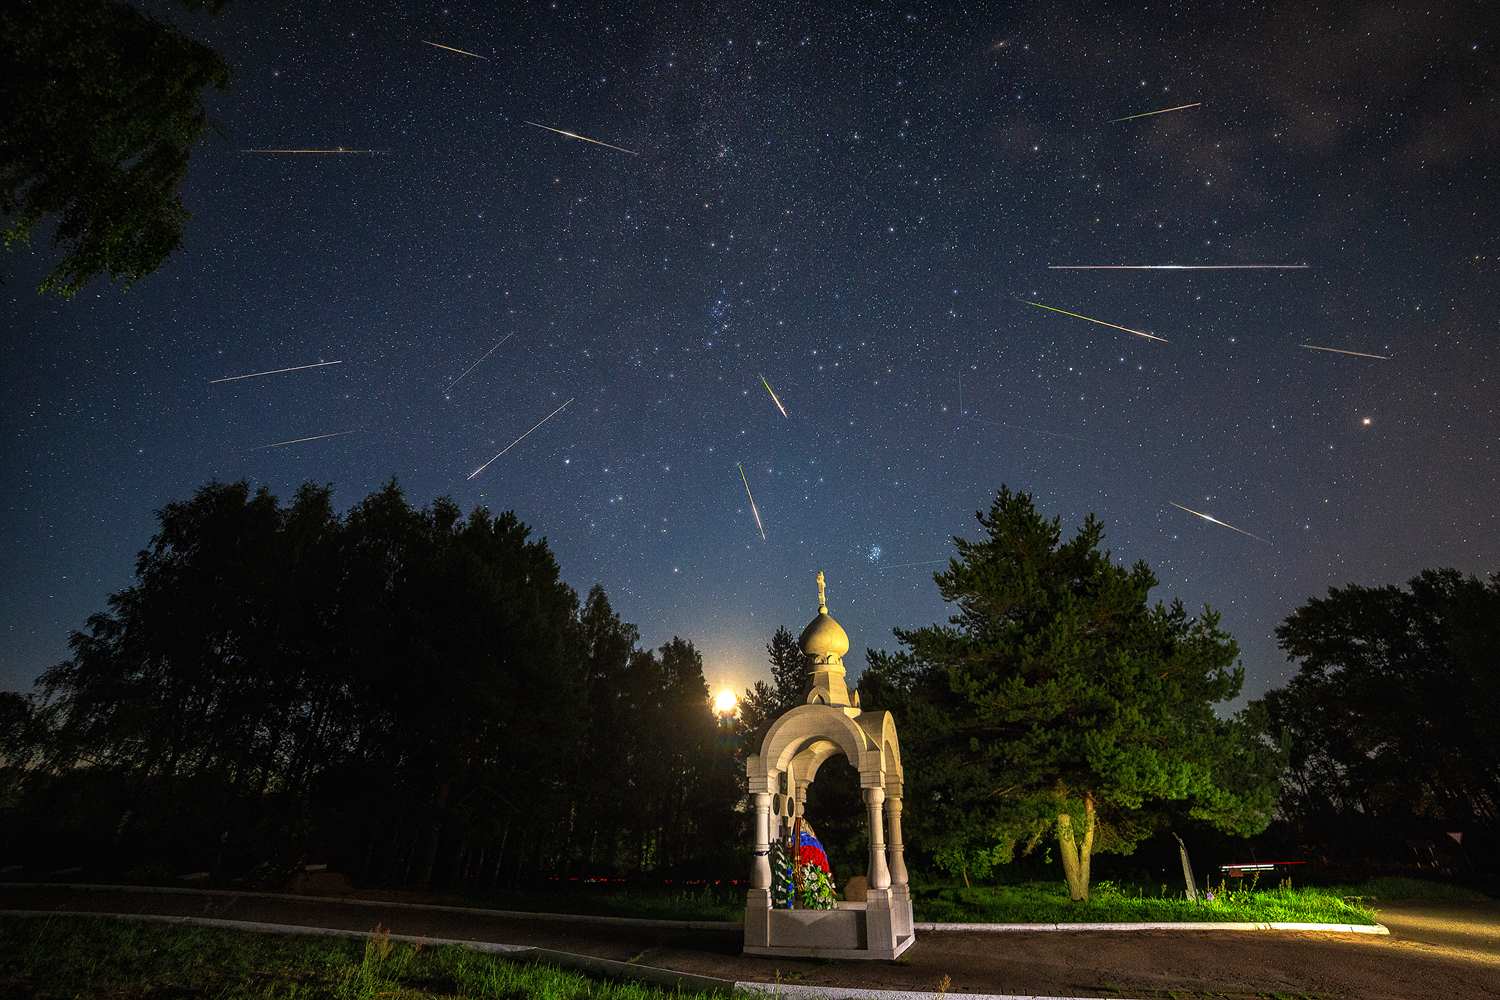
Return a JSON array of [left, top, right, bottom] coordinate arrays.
[[751, 792, 773, 889], [863, 785, 891, 889], [886, 792, 908, 887]]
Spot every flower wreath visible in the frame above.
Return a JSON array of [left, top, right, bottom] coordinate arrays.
[[787, 818, 838, 909]]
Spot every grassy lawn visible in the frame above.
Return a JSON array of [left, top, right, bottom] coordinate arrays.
[[460, 874, 1480, 924], [472, 874, 1387, 925], [912, 878, 1382, 925], [0, 915, 721, 1000]]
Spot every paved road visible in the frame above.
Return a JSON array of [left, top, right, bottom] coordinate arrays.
[[1369, 898, 1500, 966], [4, 885, 1498, 1000]]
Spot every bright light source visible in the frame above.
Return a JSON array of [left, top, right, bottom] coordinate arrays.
[[714, 689, 738, 714]]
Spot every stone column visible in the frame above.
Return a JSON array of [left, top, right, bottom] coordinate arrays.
[[745, 788, 774, 949], [751, 792, 773, 889], [863, 785, 891, 889], [886, 792, 907, 887]]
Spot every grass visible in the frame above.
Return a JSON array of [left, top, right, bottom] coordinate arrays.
[[0, 915, 724, 1000], [453, 873, 1485, 922], [912, 877, 1381, 925]]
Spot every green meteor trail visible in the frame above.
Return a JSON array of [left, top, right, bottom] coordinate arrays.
[[759, 373, 788, 417], [1019, 299, 1168, 342]]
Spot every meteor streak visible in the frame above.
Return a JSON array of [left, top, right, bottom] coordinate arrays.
[[1107, 102, 1202, 123], [759, 373, 788, 417], [973, 417, 1087, 442], [467, 398, 574, 480], [212, 360, 342, 383], [445, 333, 515, 393], [738, 464, 766, 540], [1299, 344, 1390, 359], [1018, 299, 1168, 342], [256, 430, 359, 449], [1048, 264, 1308, 270], [422, 40, 489, 59], [1170, 502, 1273, 545], [523, 121, 638, 156], [241, 148, 388, 153]]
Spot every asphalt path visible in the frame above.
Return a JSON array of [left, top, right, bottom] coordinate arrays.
[[4, 885, 1498, 1000]]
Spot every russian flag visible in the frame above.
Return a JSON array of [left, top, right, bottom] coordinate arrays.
[[797, 829, 830, 874]]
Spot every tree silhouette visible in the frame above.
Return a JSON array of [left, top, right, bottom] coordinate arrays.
[[16, 477, 737, 885], [1267, 568, 1500, 849], [2, 1, 229, 296]]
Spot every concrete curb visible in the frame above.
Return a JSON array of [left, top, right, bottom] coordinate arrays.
[[917, 920, 1389, 934], [2, 883, 1387, 935], [740, 988, 1127, 1000]]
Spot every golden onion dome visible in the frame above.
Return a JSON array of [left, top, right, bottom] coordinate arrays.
[[799, 611, 850, 658], [798, 571, 850, 658]]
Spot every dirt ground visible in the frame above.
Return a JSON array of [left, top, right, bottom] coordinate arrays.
[[3, 884, 1498, 1000]]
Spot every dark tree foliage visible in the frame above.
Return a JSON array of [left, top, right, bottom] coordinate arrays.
[[737, 625, 805, 757], [861, 486, 1284, 900], [1266, 568, 1500, 854], [9, 479, 740, 886], [559, 593, 742, 877], [1, 0, 230, 297]]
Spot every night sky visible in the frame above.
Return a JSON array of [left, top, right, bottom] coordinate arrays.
[[4, 2, 1497, 702]]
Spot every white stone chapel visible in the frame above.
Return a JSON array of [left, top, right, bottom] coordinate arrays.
[[743, 572, 914, 959]]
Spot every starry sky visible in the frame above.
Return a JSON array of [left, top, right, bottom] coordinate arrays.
[[4, 1, 1497, 703]]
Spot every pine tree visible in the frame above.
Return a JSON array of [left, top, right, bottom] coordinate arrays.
[[862, 486, 1283, 901], [739, 626, 805, 756]]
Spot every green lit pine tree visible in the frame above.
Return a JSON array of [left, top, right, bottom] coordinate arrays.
[[861, 486, 1283, 902]]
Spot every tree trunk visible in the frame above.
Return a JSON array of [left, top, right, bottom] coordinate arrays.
[[414, 779, 451, 889], [1173, 832, 1200, 902], [1057, 796, 1095, 902]]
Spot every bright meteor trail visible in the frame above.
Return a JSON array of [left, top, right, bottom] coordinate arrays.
[[468, 398, 574, 480], [422, 40, 489, 59], [445, 333, 515, 394], [1048, 264, 1308, 270], [212, 361, 342, 383], [523, 121, 638, 156], [256, 430, 359, 449], [1299, 344, 1390, 359], [240, 148, 388, 154], [738, 464, 766, 540], [1018, 299, 1168, 342], [1170, 503, 1273, 545], [759, 373, 788, 417], [1107, 102, 1202, 123]]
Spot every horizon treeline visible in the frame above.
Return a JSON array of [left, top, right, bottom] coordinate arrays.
[[0, 478, 742, 887], [3, 477, 1499, 889]]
